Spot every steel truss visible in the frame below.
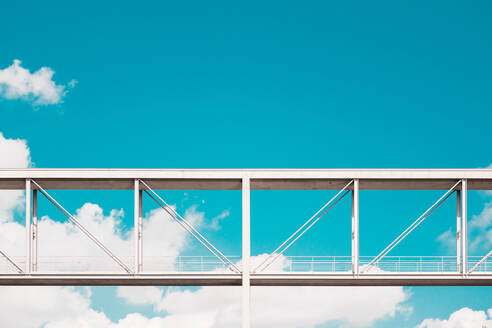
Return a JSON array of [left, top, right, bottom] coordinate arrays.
[[0, 169, 492, 328]]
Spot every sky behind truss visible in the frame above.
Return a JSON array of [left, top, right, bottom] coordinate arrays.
[[0, 0, 492, 327]]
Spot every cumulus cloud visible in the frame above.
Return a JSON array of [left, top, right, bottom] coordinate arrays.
[[469, 200, 492, 251], [417, 307, 492, 328], [115, 255, 410, 328], [436, 228, 456, 254], [117, 286, 164, 307], [0, 286, 107, 328], [156, 284, 408, 328], [0, 132, 31, 222], [0, 201, 212, 273], [0, 59, 74, 106], [209, 209, 230, 230]]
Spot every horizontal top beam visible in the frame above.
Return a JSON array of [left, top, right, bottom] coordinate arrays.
[[0, 169, 491, 190]]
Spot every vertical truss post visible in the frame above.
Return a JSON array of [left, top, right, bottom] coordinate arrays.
[[134, 179, 143, 273], [352, 179, 359, 276], [25, 178, 31, 274], [456, 189, 461, 273], [461, 179, 467, 275], [32, 189, 38, 272], [242, 177, 251, 328]]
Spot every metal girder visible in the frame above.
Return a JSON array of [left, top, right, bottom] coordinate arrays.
[[362, 180, 462, 273], [139, 179, 241, 273], [352, 179, 359, 275], [31, 180, 132, 274], [2, 168, 492, 190], [0, 273, 491, 286], [242, 177, 251, 328], [134, 179, 143, 273], [253, 180, 354, 273]]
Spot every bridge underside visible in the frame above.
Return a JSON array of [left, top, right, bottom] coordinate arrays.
[[1, 273, 491, 286]]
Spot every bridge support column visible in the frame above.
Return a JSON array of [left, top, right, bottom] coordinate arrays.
[[25, 178, 31, 274], [461, 179, 467, 275], [134, 179, 143, 273], [352, 179, 359, 276], [32, 189, 38, 272], [242, 177, 251, 328], [456, 190, 461, 273]]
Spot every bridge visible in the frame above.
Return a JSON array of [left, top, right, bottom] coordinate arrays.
[[1, 169, 492, 327]]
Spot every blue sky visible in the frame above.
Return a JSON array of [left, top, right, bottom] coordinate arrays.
[[0, 1, 492, 327]]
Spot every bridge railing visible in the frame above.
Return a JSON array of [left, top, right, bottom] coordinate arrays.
[[282, 256, 492, 273], [0, 256, 240, 273], [1, 255, 491, 274]]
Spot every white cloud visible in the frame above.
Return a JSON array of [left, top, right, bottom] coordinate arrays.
[[0, 201, 212, 273], [471, 201, 492, 230], [469, 200, 492, 251], [0, 286, 107, 328], [417, 307, 492, 328], [0, 132, 31, 223], [209, 209, 230, 230], [0, 59, 73, 106], [436, 229, 456, 254], [115, 255, 410, 328], [117, 286, 163, 307], [156, 285, 408, 328]]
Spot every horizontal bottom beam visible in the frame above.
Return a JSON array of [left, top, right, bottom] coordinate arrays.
[[1, 273, 492, 286], [252, 274, 492, 286], [0, 274, 242, 286]]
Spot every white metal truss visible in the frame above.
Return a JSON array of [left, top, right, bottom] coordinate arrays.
[[0, 169, 492, 328], [468, 250, 492, 274], [361, 180, 462, 273], [31, 180, 132, 273], [253, 180, 354, 273], [139, 179, 241, 273], [0, 250, 23, 273]]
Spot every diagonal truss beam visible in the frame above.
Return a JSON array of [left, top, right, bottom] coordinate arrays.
[[361, 180, 462, 273], [0, 250, 23, 273], [139, 179, 241, 273], [468, 250, 492, 274], [31, 180, 132, 274], [253, 180, 354, 273]]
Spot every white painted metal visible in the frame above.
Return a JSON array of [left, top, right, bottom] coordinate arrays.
[[32, 190, 38, 272], [25, 178, 31, 274], [363, 180, 461, 272], [469, 250, 492, 274], [352, 179, 359, 275], [134, 179, 143, 273], [2, 169, 492, 190], [242, 177, 251, 328], [139, 180, 240, 273], [254, 180, 353, 273], [0, 250, 23, 273], [456, 190, 461, 273], [462, 179, 468, 275], [0, 169, 490, 287], [31, 180, 132, 273]]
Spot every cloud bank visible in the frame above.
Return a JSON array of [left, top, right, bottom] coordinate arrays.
[[417, 307, 492, 328], [0, 59, 74, 106]]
